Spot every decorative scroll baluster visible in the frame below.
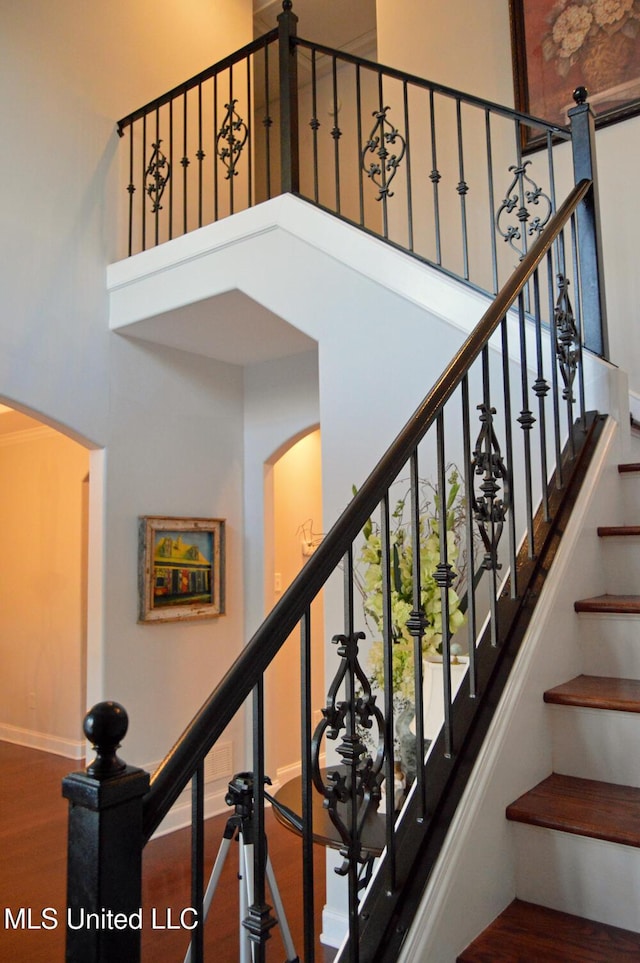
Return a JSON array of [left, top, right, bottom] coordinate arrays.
[[471, 404, 509, 574], [361, 105, 406, 204], [471, 402, 510, 645], [555, 273, 578, 404], [145, 139, 171, 214], [555, 272, 579, 460], [216, 99, 248, 180], [496, 160, 552, 261], [312, 631, 385, 880]]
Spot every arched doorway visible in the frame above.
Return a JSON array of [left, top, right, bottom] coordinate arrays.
[[263, 426, 325, 784], [0, 404, 91, 759]]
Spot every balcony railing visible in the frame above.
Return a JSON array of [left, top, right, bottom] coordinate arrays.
[[116, 3, 607, 357]]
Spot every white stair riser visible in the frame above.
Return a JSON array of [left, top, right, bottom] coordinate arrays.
[[511, 823, 640, 932], [548, 705, 640, 788], [577, 614, 640, 679], [599, 536, 640, 594], [616, 473, 640, 522]]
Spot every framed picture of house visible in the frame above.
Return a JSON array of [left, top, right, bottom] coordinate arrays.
[[138, 516, 225, 623], [510, 0, 640, 150]]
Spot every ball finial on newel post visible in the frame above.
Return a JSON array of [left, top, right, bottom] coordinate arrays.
[[573, 86, 588, 106], [83, 701, 129, 778]]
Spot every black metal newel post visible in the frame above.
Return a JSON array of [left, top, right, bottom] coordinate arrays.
[[568, 86, 609, 359], [62, 702, 149, 963], [278, 0, 300, 194]]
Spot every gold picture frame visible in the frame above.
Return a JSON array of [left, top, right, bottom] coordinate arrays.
[[138, 516, 225, 623]]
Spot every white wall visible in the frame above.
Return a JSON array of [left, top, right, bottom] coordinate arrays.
[[0, 415, 89, 756], [0, 0, 254, 780]]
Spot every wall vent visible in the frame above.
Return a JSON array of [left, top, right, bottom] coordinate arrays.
[[205, 741, 233, 784]]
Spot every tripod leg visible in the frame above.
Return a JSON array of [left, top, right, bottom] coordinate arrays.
[[239, 836, 253, 963], [183, 835, 234, 963], [265, 855, 299, 963]]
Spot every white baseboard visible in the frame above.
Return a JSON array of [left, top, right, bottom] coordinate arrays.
[[149, 786, 232, 839], [0, 723, 84, 760], [321, 906, 348, 949]]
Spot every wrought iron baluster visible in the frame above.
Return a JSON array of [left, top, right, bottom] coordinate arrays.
[[501, 317, 518, 596], [311, 626, 385, 953], [485, 109, 499, 294], [570, 216, 587, 428], [215, 97, 249, 190], [191, 762, 205, 963], [380, 493, 396, 890], [332, 55, 342, 215], [429, 89, 442, 266], [300, 609, 315, 963], [145, 137, 171, 225], [245, 679, 276, 961], [461, 374, 478, 697], [517, 291, 536, 558], [127, 124, 135, 257], [548, 247, 563, 489], [361, 77, 406, 237], [356, 64, 364, 227], [169, 100, 174, 241], [142, 113, 147, 251], [310, 48, 320, 204], [532, 268, 551, 522], [496, 160, 552, 263], [247, 56, 253, 210], [436, 413, 454, 757], [213, 75, 218, 222], [407, 449, 427, 817], [471, 349, 510, 644], [263, 42, 272, 200], [456, 98, 470, 280], [403, 80, 414, 252], [182, 91, 189, 236], [554, 271, 579, 460], [197, 83, 204, 227]]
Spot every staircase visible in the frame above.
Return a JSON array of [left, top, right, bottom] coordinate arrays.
[[458, 461, 640, 960]]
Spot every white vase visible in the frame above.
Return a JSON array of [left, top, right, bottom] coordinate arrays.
[[421, 655, 469, 743]]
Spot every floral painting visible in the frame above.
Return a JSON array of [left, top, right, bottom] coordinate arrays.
[[511, 0, 640, 143]]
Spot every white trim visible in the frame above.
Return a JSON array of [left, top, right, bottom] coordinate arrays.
[[321, 906, 349, 950], [0, 722, 84, 760], [107, 194, 491, 338]]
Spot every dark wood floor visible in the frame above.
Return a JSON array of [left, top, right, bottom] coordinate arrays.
[[0, 741, 336, 961]]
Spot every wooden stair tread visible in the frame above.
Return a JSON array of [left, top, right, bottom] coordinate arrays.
[[597, 525, 640, 536], [618, 462, 640, 473], [506, 774, 640, 847], [544, 674, 640, 712], [457, 899, 640, 961], [574, 594, 640, 614]]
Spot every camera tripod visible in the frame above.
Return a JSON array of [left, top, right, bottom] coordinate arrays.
[[184, 771, 299, 963]]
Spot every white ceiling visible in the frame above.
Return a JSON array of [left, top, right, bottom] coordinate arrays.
[[120, 289, 317, 366]]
